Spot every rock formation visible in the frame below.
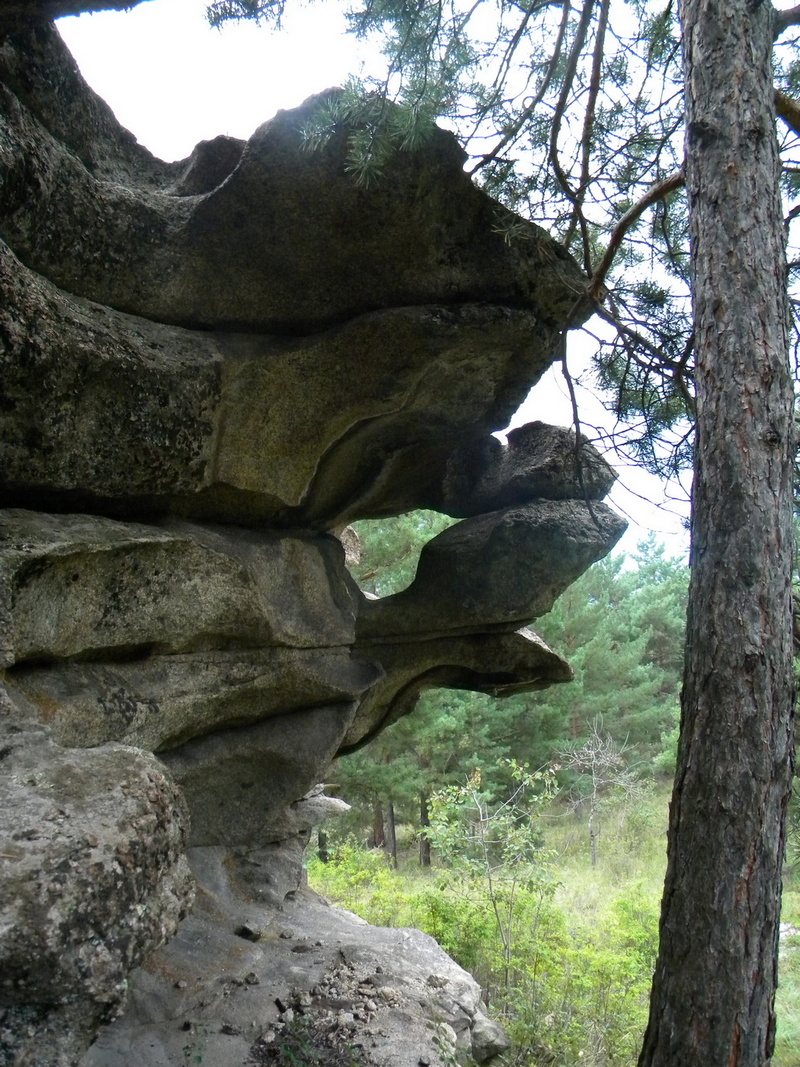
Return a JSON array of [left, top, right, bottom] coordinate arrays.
[[0, 5, 625, 1065]]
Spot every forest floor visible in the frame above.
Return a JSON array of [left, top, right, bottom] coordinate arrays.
[[308, 784, 800, 1067]]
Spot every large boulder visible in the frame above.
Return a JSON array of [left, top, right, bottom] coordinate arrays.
[[0, 691, 193, 1067], [358, 499, 626, 641], [0, 24, 582, 332]]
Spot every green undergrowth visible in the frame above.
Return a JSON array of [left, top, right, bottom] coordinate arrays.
[[308, 786, 800, 1067]]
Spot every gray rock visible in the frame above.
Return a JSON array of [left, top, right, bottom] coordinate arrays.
[[160, 704, 358, 846], [79, 865, 506, 1067], [8, 648, 381, 752], [344, 627, 573, 751], [471, 1011, 512, 1062], [428, 420, 618, 516], [0, 6, 626, 1063], [0, 27, 585, 333], [0, 695, 193, 1067], [359, 499, 627, 640], [0, 510, 360, 668], [0, 264, 566, 527]]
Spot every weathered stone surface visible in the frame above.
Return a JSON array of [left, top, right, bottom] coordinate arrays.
[[471, 1011, 512, 1063], [424, 420, 618, 516], [0, 509, 359, 666], [0, 249, 562, 527], [160, 704, 358, 847], [359, 500, 627, 640], [79, 857, 507, 1067], [8, 648, 381, 751], [0, 690, 193, 1067], [0, 25, 585, 332], [214, 790, 353, 908], [0, 5, 627, 1063], [344, 627, 573, 752], [0, 18, 175, 192]]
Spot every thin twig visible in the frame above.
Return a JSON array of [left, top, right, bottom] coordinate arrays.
[[469, 0, 572, 174], [564, 0, 612, 267], [560, 352, 603, 529]]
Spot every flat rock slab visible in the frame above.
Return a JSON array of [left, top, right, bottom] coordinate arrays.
[[0, 509, 359, 669], [80, 864, 507, 1067]]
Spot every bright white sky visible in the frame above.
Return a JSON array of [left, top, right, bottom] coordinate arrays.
[[57, 0, 691, 558]]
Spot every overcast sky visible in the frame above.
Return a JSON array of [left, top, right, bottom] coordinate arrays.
[[57, 0, 690, 556]]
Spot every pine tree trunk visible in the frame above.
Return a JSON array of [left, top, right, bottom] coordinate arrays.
[[639, 1, 795, 1064], [370, 802, 385, 849], [386, 802, 398, 869], [317, 829, 329, 864], [419, 791, 431, 867]]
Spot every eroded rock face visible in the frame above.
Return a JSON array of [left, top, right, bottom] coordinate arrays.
[[0, 694, 193, 1067], [0, 4, 625, 1064], [80, 857, 509, 1067]]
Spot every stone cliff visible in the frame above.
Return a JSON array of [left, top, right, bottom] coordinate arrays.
[[0, 5, 626, 1065]]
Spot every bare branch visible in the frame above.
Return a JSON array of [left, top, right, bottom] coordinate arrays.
[[589, 169, 684, 299], [564, 0, 612, 264], [773, 3, 800, 38], [469, 0, 572, 175], [776, 89, 800, 137], [548, 0, 599, 269], [560, 351, 603, 528]]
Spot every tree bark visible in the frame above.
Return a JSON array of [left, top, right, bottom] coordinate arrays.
[[419, 791, 432, 867], [639, 1, 795, 1064], [370, 802, 385, 850], [386, 802, 398, 869]]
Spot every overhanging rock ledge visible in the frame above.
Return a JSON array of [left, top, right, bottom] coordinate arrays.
[[0, 5, 625, 1065]]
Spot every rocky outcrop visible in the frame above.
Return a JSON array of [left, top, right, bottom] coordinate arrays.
[[0, 4, 624, 1065], [0, 704, 192, 1066], [81, 856, 508, 1067]]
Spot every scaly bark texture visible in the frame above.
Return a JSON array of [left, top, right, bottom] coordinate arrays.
[[638, 2, 795, 1065]]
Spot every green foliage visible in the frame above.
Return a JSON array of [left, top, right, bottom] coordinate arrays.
[[350, 510, 455, 596], [205, 0, 285, 29], [306, 838, 410, 925], [298, 78, 440, 186], [310, 784, 800, 1066], [337, 516, 687, 857], [428, 763, 559, 985], [535, 537, 687, 767], [310, 789, 669, 1067]]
